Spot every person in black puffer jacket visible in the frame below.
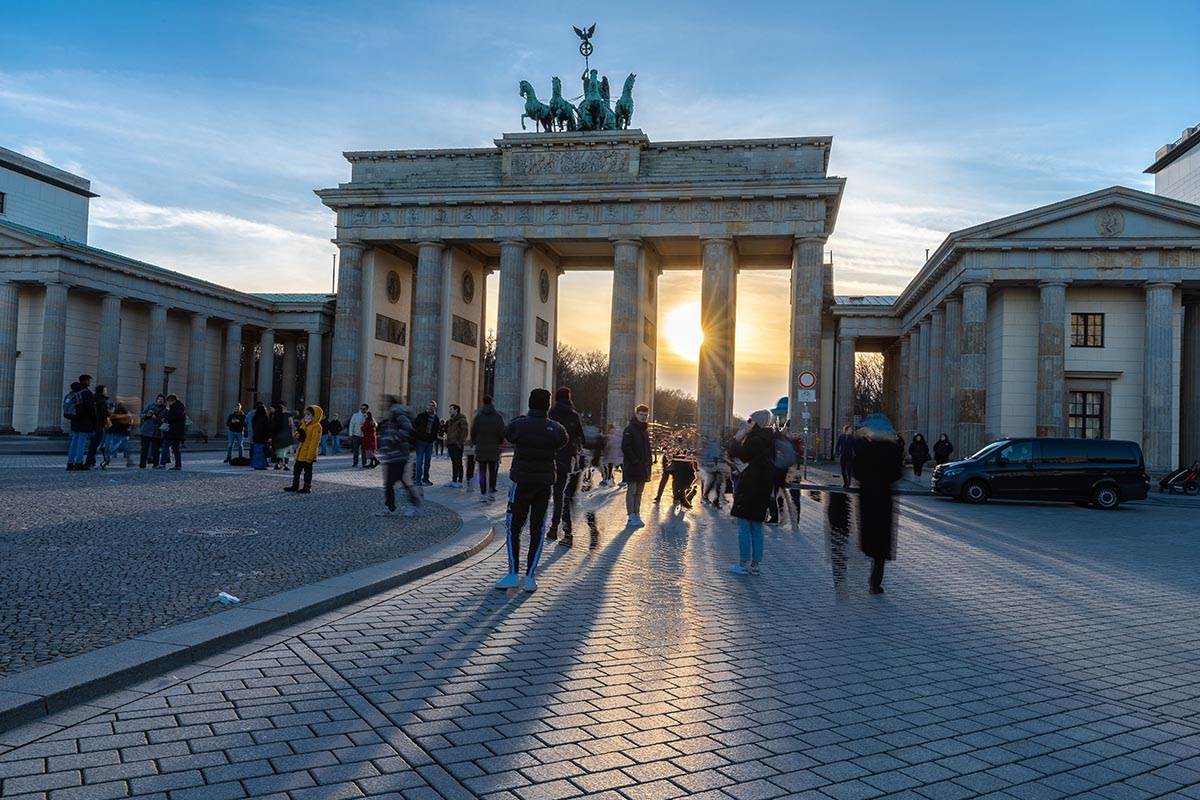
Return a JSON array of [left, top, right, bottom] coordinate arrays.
[[497, 389, 567, 593], [547, 387, 585, 545], [728, 409, 777, 575], [620, 405, 653, 527]]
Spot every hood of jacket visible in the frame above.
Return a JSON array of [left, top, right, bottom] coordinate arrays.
[[305, 405, 324, 426], [477, 404, 497, 416]]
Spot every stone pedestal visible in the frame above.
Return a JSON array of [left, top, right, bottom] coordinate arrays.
[[410, 241, 447, 410], [35, 283, 69, 435], [788, 237, 824, 435], [1036, 282, 1067, 437], [958, 282, 989, 454], [699, 237, 737, 442], [328, 243, 364, 417], [0, 282, 17, 433], [1143, 282, 1176, 474]]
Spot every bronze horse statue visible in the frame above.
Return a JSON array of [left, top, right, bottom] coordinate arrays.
[[519, 80, 554, 132], [615, 73, 636, 130], [549, 77, 576, 131]]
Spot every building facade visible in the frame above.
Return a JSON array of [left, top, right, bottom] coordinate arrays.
[[1148, 123, 1200, 205]]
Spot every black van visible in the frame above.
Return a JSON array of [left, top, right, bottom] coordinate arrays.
[[931, 438, 1149, 509]]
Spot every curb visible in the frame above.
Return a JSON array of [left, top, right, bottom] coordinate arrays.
[[0, 523, 495, 736]]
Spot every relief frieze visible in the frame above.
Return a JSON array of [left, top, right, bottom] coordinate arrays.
[[509, 148, 632, 177]]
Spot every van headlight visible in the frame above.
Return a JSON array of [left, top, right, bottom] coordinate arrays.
[[944, 467, 964, 477]]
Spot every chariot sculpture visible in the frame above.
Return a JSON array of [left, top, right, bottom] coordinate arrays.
[[518, 24, 636, 133]]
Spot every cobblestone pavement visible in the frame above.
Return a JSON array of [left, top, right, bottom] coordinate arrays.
[[0, 454, 462, 675], [2, 477, 1200, 799]]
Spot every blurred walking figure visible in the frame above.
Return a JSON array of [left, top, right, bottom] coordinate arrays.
[[269, 403, 294, 470], [908, 433, 930, 477], [728, 410, 776, 575], [101, 402, 133, 468], [471, 395, 506, 503], [825, 490, 852, 590], [835, 424, 855, 487], [602, 423, 622, 486], [933, 433, 954, 465], [361, 411, 379, 468], [621, 405, 652, 527], [496, 389, 567, 592], [377, 402, 420, 517], [853, 414, 903, 594]]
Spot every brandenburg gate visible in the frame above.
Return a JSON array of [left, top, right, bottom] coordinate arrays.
[[316, 129, 844, 441]]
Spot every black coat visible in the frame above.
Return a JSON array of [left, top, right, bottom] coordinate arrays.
[[163, 400, 187, 441], [69, 386, 97, 433], [908, 438, 930, 466], [548, 399, 585, 469], [270, 411, 294, 448], [250, 410, 272, 445], [933, 438, 954, 463], [505, 409, 568, 485], [471, 405, 506, 462], [853, 438, 902, 561], [620, 417, 652, 482], [413, 411, 440, 443], [226, 411, 245, 433], [729, 426, 776, 522]]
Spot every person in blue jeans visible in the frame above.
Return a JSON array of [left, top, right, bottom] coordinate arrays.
[[65, 375, 97, 471], [320, 414, 343, 455], [727, 410, 776, 576], [412, 401, 440, 486], [224, 403, 246, 462]]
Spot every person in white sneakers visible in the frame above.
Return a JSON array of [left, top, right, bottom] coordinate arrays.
[[444, 404, 469, 488], [620, 404, 653, 528], [495, 389, 568, 593], [377, 402, 420, 517]]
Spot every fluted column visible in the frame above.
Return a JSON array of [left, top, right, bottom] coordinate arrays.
[[257, 328, 275, 402], [835, 335, 855, 430], [916, 318, 931, 438], [959, 282, 989, 454], [305, 331, 324, 408], [942, 297, 962, 445], [1182, 300, 1200, 466], [144, 303, 167, 403], [1036, 281, 1068, 437], [98, 294, 122, 396], [280, 334, 298, 407], [410, 240, 447, 410], [35, 283, 69, 435], [699, 237, 737, 442], [494, 239, 529, 422], [927, 309, 944, 438], [788, 237, 824, 435], [0, 282, 18, 433], [897, 335, 911, 436], [1143, 282, 1176, 474], [907, 326, 920, 439], [328, 242, 364, 418], [607, 239, 643, 424], [186, 313, 208, 433], [222, 322, 242, 416]]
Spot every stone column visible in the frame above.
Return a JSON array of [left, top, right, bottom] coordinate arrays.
[[927, 309, 944, 438], [699, 237, 737, 442], [942, 297, 962, 446], [907, 326, 920, 439], [409, 241, 447, 410], [897, 335, 911, 436], [280, 334, 298, 407], [98, 293, 122, 395], [328, 242, 364, 418], [1143, 282, 1176, 474], [257, 328, 275, 402], [835, 335, 855, 430], [1182, 300, 1200, 466], [607, 239, 643, 424], [144, 303, 167, 403], [788, 237, 825, 434], [494, 239, 528, 421], [1036, 281, 1068, 437], [959, 282, 989, 454], [305, 331, 324, 408], [222, 322, 242, 415], [916, 318, 931, 438], [35, 283, 69, 435], [0, 282, 18, 433], [186, 313, 208, 433]]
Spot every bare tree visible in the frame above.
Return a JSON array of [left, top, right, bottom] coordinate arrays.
[[854, 352, 885, 419], [653, 387, 698, 426], [482, 330, 496, 399], [554, 343, 609, 423]]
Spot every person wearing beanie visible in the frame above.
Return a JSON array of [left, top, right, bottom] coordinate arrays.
[[547, 387, 586, 545], [727, 410, 777, 575], [495, 389, 568, 592], [620, 404, 653, 527]]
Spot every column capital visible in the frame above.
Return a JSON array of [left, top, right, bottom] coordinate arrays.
[[497, 237, 527, 247], [189, 310, 209, 321], [1144, 281, 1178, 291], [1037, 280, 1069, 289], [700, 234, 734, 243], [416, 239, 445, 249], [794, 235, 827, 245], [837, 334, 856, 345], [960, 279, 992, 289], [609, 237, 642, 247]]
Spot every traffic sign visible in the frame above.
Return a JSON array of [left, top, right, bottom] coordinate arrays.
[[797, 370, 817, 389], [796, 389, 816, 402]]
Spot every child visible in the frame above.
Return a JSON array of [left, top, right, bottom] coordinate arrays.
[[285, 406, 323, 493]]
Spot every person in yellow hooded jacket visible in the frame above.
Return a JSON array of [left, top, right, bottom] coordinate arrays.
[[285, 405, 323, 494]]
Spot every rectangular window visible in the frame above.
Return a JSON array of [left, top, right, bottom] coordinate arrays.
[[1068, 390, 1104, 439], [0, 191, 6, 214], [1070, 313, 1104, 347]]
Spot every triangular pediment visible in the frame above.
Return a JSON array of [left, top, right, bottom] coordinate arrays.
[[0, 220, 65, 250]]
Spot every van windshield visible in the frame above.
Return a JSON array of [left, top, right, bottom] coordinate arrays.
[[969, 441, 1008, 460]]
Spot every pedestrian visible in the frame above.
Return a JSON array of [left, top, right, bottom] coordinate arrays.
[[670, 453, 698, 510], [835, 424, 855, 487], [548, 386, 585, 544], [250, 400, 271, 469], [444, 404, 469, 487], [284, 405, 322, 494], [101, 402, 132, 468], [85, 384, 111, 468], [654, 446, 674, 502], [465, 441, 476, 485], [434, 419, 446, 457], [933, 433, 954, 465], [826, 489, 852, 591], [854, 414, 903, 594], [895, 432, 906, 467], [471, 395, 505, 504], [322, 414, 343, 455], [602, 423, 622, 486], [908, 433, 930, 477], [412, 401, 439, 485], [361, 410, 379, 467], [158, 394, 187, 470], [270, 403, 294, 470], [348, 403, 368, 467], [728, 410, 776, 575], [495, 388, 568, 593], [64, 375, 96, 471], [224, 403, 246, 462], [377, 401, 420, 516], [620, 404, 652, 528], [138, 394, 166, 469]]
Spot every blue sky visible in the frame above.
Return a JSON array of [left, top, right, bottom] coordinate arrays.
[[2, 1, 1197, 410]]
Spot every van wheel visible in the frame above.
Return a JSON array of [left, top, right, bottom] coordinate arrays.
[[1184, 481, 1200, 496], [961, 480, 989, 504], [1092, 484, 1121, 510]]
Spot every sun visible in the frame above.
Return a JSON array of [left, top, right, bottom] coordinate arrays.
[[664, 301, 703, 362]]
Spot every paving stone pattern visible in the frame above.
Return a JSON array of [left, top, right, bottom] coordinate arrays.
[[0, 455, 461, 674], [2, 479, 1200, 799]]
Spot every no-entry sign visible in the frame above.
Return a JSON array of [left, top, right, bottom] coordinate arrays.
[[797, 370, 817, 389]]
